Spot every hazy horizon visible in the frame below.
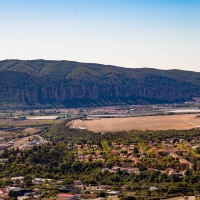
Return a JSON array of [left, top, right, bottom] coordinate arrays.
[[1, 0, 200, 71], [1, 58, 200, 73]]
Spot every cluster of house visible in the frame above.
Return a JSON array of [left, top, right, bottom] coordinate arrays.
[[72, 137, 199, 176], [0, 177, 122, 200], [56, 181, 122, 200], [74, 144, 105, 162], [111, 143, 144, 163], [149, 137, 199, 174], [74, 142, 145, 165], [0, 187, 37, 199], [161, 137, 200, 146], [169, 151, 193, 169], [101, 166, 140, 174], [4, 174, 192, 200], [0, 178, 79, 199], [0, 187, 52, 199]]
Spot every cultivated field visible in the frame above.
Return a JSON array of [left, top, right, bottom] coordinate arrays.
[[70, 114, 200, 133]]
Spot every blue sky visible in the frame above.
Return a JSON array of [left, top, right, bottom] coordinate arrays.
[[0, 0, 200, 71]]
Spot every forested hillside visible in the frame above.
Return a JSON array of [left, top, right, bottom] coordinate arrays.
[[0, 59, 200, 109]]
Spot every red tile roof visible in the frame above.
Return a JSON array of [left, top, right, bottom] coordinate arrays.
[[57, 194, 75, 197]]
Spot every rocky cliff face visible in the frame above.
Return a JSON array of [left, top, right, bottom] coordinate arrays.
[[3, 78, 198, 108], [0, 60, 200, 109]]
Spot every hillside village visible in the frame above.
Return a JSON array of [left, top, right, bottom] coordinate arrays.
[[0, 130, 199, 200], [73, 137, 199, 176]]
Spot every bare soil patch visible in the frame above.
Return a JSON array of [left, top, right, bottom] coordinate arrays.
[[22, 128, 40, 134], [0, 131, 16, 137], [71, 114, 200, 133]]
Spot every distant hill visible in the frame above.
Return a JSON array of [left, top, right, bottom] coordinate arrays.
[[0, 59, 200, 109]]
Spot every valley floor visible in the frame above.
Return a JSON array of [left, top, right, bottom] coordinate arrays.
[[71, 114, 200, 133]]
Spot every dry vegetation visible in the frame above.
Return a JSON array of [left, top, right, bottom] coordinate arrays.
[[0, 119, 59, 128], [71, 114, 200, 133], [21, 128, 41, 134], [0, 131, 16, 138]]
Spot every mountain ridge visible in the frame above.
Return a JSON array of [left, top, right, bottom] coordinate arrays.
[[0, 59, 200, 109]]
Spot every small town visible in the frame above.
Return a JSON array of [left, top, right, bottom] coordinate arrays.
[[0, 128, 199, 200], [1, 0, 200, 199]]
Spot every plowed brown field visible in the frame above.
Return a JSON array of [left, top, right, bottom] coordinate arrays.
[[70, 114, 200, 133]]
